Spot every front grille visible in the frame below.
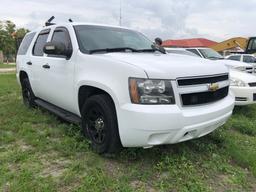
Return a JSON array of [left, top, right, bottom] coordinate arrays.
[[177, 74, 229, 86], [181, 86, 229, 106], [246, 67, 253, 73], [249, 82, 256, 87]]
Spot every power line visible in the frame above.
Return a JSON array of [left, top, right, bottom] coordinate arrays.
[[119, 0, 122, 26]]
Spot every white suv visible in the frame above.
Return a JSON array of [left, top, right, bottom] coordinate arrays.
[[16, 22, 234, 154]]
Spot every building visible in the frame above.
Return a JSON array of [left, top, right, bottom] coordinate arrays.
[[162, 38, 217, 48]]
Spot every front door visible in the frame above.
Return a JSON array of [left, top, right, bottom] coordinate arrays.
[[39, 27, 76, 113]]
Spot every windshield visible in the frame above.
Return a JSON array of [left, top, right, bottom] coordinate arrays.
[[199, 48, 224, 60], [74, 25, 154, 54]]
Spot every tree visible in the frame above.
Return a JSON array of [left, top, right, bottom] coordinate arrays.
[[0, 20, 29, 62]]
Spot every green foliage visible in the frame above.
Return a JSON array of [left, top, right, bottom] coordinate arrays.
[[0, 20, 29, 59], [0, 74, 256, 192]]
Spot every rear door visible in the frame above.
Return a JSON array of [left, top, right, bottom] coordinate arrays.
[[29, 29, 51, 97], [38, 27, 76, 113], [16, 32, 36, 83]]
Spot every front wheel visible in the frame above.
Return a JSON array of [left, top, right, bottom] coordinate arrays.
[[81, 94, 122, 154]]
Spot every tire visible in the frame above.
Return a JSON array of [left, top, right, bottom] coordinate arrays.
[[21, 78, 36, 108], [81, 94, 122, 154]]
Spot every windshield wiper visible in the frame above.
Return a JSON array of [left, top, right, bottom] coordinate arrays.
[[89, 47, 140, 54], [151, 44, 166, 54]]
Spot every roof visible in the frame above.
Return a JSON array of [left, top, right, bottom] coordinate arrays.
[[32, 22, 133, 33], [162, 38, 218, 48]]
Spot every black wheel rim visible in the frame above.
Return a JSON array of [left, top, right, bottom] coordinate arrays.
[[86, 105, 106, 144]]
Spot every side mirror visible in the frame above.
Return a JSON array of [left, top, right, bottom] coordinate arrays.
[[155, 38, 163, 46], [43, 41, 72, 58]]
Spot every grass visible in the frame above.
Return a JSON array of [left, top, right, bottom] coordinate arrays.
[[0, 73, 256, 192], [0, 63, 16, 68]]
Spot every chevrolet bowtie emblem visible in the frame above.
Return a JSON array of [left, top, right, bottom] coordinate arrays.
[[208, 83, 219, 92]]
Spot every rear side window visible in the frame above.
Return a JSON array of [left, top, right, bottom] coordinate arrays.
[[187, 49, 201, 57], [17, 32, 36, 55], [33, 30, 50, 56], [228, 55, 240, 61]]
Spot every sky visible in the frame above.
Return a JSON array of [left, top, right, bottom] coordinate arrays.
[[0, 0, 255, 42]]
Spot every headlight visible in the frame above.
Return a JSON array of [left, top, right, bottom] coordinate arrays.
[[129, 78, 175, 104], [230, 78, 246, 87]]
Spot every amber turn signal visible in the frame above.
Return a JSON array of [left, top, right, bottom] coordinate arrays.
[[129, 79, 140, 103]]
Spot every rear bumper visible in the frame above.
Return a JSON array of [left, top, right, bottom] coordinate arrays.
[[230, 86, 256, 105], [117, 94, 234, 147]]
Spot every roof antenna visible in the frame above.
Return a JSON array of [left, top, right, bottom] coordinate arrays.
[[45, 16, 55, 26], [68, 18, 73, 22]]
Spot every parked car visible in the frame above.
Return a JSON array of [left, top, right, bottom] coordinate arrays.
[[16, 22, 234, 154], [186, 48, 254, 73], [229, 70, 256, 105], [183, 48, 256, 105], [226, 54, 256, 72], [226, 54, 256, 63], [165, 47, 199, 57]]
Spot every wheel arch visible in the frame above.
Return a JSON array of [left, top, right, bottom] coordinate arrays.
[[77, 83, 119, 115]]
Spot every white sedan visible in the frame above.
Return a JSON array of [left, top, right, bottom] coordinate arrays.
[[226, 54, 256, 72], [230, 69, 256, 105]]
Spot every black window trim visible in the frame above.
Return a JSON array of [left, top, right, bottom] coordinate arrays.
[[47, 26, 73, 59], [32, 29, 50, 57]]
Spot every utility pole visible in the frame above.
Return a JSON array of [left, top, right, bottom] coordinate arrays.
[[119, 0, 122, 26]]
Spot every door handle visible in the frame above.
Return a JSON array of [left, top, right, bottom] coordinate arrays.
[[26, 61, 32, 65], [42, 64, 50, 69]]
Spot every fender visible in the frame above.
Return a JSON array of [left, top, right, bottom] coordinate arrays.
[[75, 80, 120, 115]]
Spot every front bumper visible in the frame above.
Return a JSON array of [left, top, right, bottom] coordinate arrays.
[[117, 94, 234, 147], [230, 86, 256, 106]]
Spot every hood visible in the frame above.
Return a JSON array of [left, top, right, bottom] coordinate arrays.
[[98, 52, 229, 79], [215, 59, 252, 69], [230, 69, 256, 83]]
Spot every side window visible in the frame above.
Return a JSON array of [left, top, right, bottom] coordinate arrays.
[[48, 27, 72, 58], [243, 56, 255, 63], [52, 28, 72, 49], [187, 49, 201, 57], [17, 32, 36, 55], [228, 55, 240, 61], [33, 30, 50, 56]]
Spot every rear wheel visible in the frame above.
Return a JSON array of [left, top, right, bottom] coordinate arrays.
[[21, 78, 36, 108], [81, 94, 122, 154]]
